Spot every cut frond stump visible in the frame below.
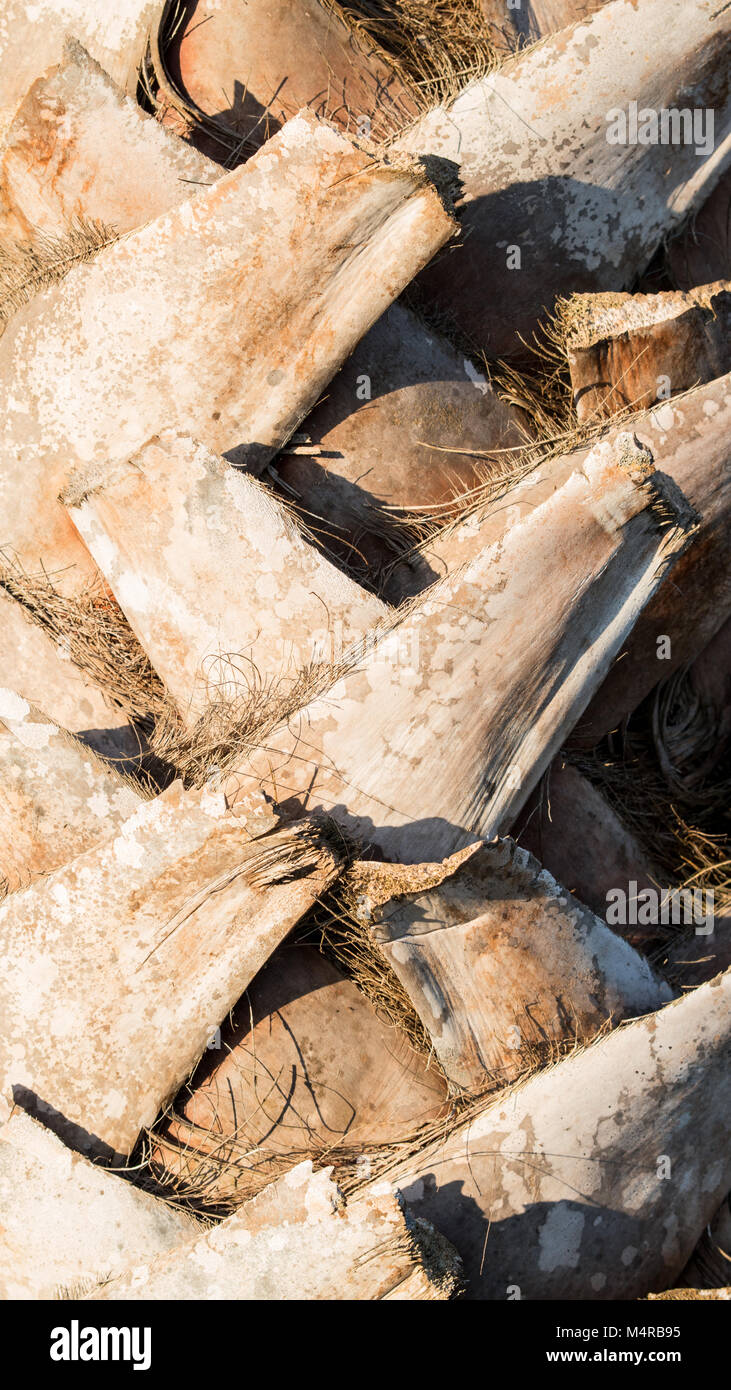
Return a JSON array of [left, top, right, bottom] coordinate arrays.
[[0, 38, 219, 258], [562, 281, 731, 423], [392, 0, 731, 359], [0, 1110, 199, 1301], [274, 299, 523, 599], [0, 109, 456, 593], [87, 1160, 463, 1300], [65, 432, 387, 728], [0, 0, 164, 140], [0, 784, 342, 1157], [224, 432, 695, 862], [148, 941, 449, 1209], [516, 758, 666, 943], [345, 839, 670, 1093], [383, 969, 731, 1299], [151, 0, 418, 162]]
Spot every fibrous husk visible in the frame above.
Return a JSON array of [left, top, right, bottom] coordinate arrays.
[[0, 582, 139, 755]]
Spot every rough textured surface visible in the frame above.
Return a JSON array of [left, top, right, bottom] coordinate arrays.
[[158, 0, 417, 152], [0, 0, 163, 138], [226, 434, 694, 862], [275, 299, 522, 590], [0, 109, 455, 592], [89, 1161, 462, 1300], [566, 282, 731, 421], [154, 943, 449, 1202], [0, 1110, 198, 1299], [573, 375, 731, 744], [387, 970, 731, 1299], [516, 760, 662, 936], [67, 432, 386, 723], [0, 586, 133, 753], [0, 688, 141, 892], [0, 783, 342, 1155], [352, 839, 671, 1091], [394, 0, 731, 358], [420, 375, 730, 749], [0, 38, 220, 248]]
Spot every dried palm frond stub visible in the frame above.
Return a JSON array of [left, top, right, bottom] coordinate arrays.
[[149, 0, 418, 162], [0, 584, 137, 754], [0, 2, 165, 137], [0, 1110, 199, 1300], [149, 942, 449, 1207], [562, 282, 731, 423], [382, 969, 731, 1299], [347, 839, 671, 1093], [0, 38, 220, 251], [574, 374, 731, 746], [516, 758, 665, 939], [0, 688, 143, 894], [87, 1160, 463, 1300], [225, 433, 695, 862], [0, 782, 342, 1158], [665, 167, 731, 291], [65, 432, 387, 727], [392, 0, 731, 359], [273, 298, 523, 596], [0, 109, 456, 594]]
